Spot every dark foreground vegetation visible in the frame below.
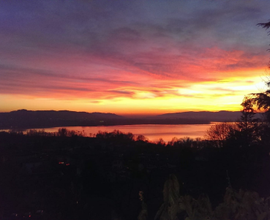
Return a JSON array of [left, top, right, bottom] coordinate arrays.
[[0, 112, 270, 220]]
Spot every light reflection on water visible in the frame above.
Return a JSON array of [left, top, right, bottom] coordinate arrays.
[[25, 123, 215, 142]]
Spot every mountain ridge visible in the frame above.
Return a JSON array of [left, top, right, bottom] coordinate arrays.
[[155, 110, 242, 121], [0, 109, 243, 130]]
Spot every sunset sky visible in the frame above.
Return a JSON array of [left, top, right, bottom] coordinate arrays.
[[1, 0, 270, 116]]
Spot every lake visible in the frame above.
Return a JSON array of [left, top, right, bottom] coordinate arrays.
[[21, 123, 216, 142]]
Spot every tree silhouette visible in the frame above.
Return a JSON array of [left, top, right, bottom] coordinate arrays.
[[205, 122, 237, 147], [239, 20, 270, 144], [243, 21, 270, 126], [236, 96, 262, 145]]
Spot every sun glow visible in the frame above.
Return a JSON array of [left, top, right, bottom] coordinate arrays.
[[1, 72, 266, 115]]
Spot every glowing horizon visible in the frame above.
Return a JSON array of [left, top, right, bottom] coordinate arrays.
[[0, 0, 269, 115]]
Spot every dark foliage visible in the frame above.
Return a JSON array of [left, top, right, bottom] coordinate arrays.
[[1, 126, 270, 219]]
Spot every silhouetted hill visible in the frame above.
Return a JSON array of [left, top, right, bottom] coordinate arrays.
[[0, 110, 124, 129], [0, 110, 246, 130], [155, 111, 242, 122], [0, 109, 211, 129]]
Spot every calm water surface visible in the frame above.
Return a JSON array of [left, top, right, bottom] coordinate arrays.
[[25, 124, 215, 142]]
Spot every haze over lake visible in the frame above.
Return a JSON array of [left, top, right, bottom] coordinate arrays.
[[23, 124, 215, 142]]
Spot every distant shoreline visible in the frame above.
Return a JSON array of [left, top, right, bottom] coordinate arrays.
[[0, 109, 242, 130]]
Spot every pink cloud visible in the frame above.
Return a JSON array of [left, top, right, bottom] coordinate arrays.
[[0, 44, 267, 101]]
